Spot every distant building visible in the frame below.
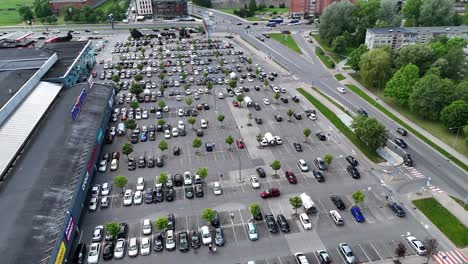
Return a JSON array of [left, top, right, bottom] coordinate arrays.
[[49, 0, 99, 13], [314, 0, 355, 15], [289, 0, 311, 18], [365, 26, 468, 49], [136, 0, 153, 15], [152, 0, 188, 19]]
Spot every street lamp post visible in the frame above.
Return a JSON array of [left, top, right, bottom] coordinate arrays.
[[449, 127, 462, 148]]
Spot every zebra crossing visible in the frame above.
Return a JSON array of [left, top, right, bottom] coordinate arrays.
[[403, 165, 426, 179], [433, 250, 468, 264]]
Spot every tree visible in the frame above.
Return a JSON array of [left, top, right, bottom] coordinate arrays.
[[201, 208, 216, 222], [247, 112, 253, 125], [207, 81, 213, 91], [192, 138, 202, 154], [158, 100, 166, 110], [246, 58, 253, 64], [196, 167, 208, 181], [217, 114, 225, 127], [440, 100, 468, 130], [273, 92, 281, 104], [384, 64, 420, 107], [188, 117, 196, 129], [229, 79, 237, 89], [130, 83, 143, 96], [354, 0, 381, 41], [157, 172, 168, 185], [225, 135, 234, 150], [270, 160, 281, 177], [159, 73, 165, 80], [236, 94, 244, 107], [359, 48, 392, 90], [289, 196, 303, 216], [287, 109, 294, 122], [124, 119, 136, 130], [130, 100, 139, 110], [157, 119, 166, 127], [454, 81, 468, 102], [129, 28, 143, 39], [303, 128, 311, 142], [18, 6, 34, 21], [249, 0, 257, 12], [402, 0, 422, 26], [105, 222, 120, 240], [351, 116, 389, 151], [419, 0, 454, 27], [263, 79, 269, 88], [159, 140, 168, 156], [114, 175, 128, 194], [376, 0, 402, 27], [134, 74, 143, 82], [332, 36, 347, 53], [424, 238, 439, 264], [440, 46, 467, 80], [249, 203, 261, 218], [348, 44, 369, 71], [352, 190, 366, 206], [319, 1, 357, 45], [122, 142, 133, 160], [396, 44, 434, 75], [394, 242, 407, 261], [323, 154, 333, 165], [409, 74, 455, 120], [256, 133, 263, 146], [154, 217, 169, 231], [185, 96, 193, 107], [137, 63, 144, 71]]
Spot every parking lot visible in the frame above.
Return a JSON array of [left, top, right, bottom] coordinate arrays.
[[78, 31, 431, 264]]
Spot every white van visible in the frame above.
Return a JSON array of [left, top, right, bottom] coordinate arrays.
[[329, 210, 344, 225], [300, 193, 317, 214]]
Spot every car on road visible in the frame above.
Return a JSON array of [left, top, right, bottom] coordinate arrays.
[[317, 249, 332, 264], [250, 175, 260, 189], [406, 236, 426, 255], [265, 214, 279, 233], [299, 213, 312, 230], [395, 138, 408, 148], [404, 153, 413, 167], [337, 87, 346, 93], [178, 232, 189, 252], [247, 222, 258, 240], [347, 165, 360, 179], [256, 167, 266, 178], [313, 170, 325, 182], [357, 108, 368, 117], [263, 98, 270, 105], [201, 226, 212, 245], [285, 170, 297, 184], [87, 243, 100, 264], [388, 202, 406, 217], [345, 155, 359, 166], [396, 127, 408, 136], [276, 214, 290, 233], [338, 243, 356, 263], [140, 237, 150, 256], [293, 142, 303, 152], [114, 238, 125, 259], [350, 206, 365, 222], [316, 132, 327, 141], [261, 187, 280, 198], [331, 195, 346, 210], [123, 190, 133, 206], [297, 159, 309, 172], [255, 117, 263, 124]]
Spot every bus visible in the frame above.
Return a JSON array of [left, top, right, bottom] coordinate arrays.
[[268, 18, 283, 24]]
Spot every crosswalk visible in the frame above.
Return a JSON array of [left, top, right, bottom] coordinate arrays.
[[403, 165, 426, 179], [429, 186, 444, 193], [433, 250, 468, 264]]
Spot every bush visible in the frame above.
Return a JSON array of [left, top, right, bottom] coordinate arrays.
[[279, 3, 286, 8], [316, 47, 324, 55], [269, 5, 274, 8], [272, 11, 278, 15]]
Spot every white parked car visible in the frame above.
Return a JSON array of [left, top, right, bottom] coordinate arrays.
[[123, 189, 133, 206], [100, 196, 109, 208], [134, 190, 143, 204], [200, 119, 208, 128], [165, 230, 176, 250], [140, 237, 151, 255], [297, 159, 309, 172], [176, 95, 181, 101], [299, 213, 312, 230], [178, 108, 184, 117], [142, 110, 149, 119], [201, 226, 212, 245], [89, 197, 98, 211], [128, 237, 138, 257], [164, 129, 171, 139], [247, 223, 258, 241], [92, 225, 104, 242], [110, 159, 118, 171], [114, 238, 125, 259], [217, 92, 224, 99], [406, 236, 426, 256], [87, 243, 100, 264], [98, 160, 107, 172], [273, 136, 282, 145], [101, 182, 111, 195], [136, 177, 145, 191], [142, 219, 152, 235], [172, 127, 179, 137], [213, 181, 222, 195], [184, 171, 192, 185], [178, 120, 185, 130], [339, 243, 356, 263], [337, 87, 346, 93], [250, 175, 260, 189], [263, 98, 270, 105]]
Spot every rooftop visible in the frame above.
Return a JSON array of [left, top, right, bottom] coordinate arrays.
[[0, 83, 113, 263], [0, 70, 37, 109], [368, 26, 468, 34], [41, 41, 89, 79]]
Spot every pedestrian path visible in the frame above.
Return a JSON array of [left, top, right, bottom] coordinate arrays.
[[402, 165, 426, 179], [429, 186, 445, 193], [433, 250, 468, 264]]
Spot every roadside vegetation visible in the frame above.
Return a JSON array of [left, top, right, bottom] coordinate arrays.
[[216, 0, 288, 21], [268, 33, 302, 54], [334, 73, 346, 81]]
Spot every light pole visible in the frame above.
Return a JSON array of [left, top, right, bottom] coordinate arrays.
[[449, 127, 462, 148]]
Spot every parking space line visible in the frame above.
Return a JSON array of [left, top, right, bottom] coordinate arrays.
[[238, 209, 248, 234], [186, 216, 189, 232], [335, 248, 348, 264], [316, 199, 327, 212], [359, 244, 372, 263], [265, 258, 270, 264], [187, 142, 192, 164], [277, 256, 283, 264], [229, 210, 239, 247], [370, 241, 383, 261]]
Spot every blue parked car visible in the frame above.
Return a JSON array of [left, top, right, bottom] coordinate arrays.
[[350, 206, 365, 222], [140, 131, 148, 142]]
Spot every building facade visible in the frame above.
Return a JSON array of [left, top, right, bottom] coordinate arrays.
[[136, 0, 153, 15], [289, 0, 311, 18], [365, 26, 468, 49], [153, 0, 188, 19]]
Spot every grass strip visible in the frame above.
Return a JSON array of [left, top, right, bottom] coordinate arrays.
[[449, 195, 468, 211], [345, 84, 468, 172], [312, 87, 348, 114], [297, 88, 383, 162], [315, 47, 335, 69], [335, 73, 346, 81], [413, 198, 468, 247], [268, 33, 302, 54]]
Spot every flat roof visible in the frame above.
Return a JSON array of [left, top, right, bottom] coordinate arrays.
[[42, 41, 89, 79], [0, 83, 113, 263], [0, 69, 37, 109], [368, 26, 468, 34]]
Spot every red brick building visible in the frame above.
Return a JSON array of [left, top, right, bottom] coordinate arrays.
[[289, 0, 311, 18], [314, 0, 356, 15], [49, 0, 100, 13]]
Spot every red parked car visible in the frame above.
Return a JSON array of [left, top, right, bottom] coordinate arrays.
[[285, 170, 297, 184], [232, 100, 239, 107], [261, 188, 280, 199], [236, 139, 245, 149]]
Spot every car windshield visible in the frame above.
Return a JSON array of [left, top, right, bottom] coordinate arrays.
[[346, 251, 353, 257], [303, 218, 310, 224], [142, 243, 149, 249], [90, 248, 98, 256]]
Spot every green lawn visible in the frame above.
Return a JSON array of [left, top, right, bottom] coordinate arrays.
[[297, 88, 383, 163], [347, 74, 468, 172], [413, 198, 468, 247], [311, 34, 355, 63], [315, 48, 335, 69], [268, 33, 302, 54], [449, 196, 468, 211], [96, 0, 126, 12], [0, 0, 35, 25], [335, 73, 346, 81]]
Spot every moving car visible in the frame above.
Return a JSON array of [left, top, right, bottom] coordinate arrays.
[[395, 138, 408, 148], [388, 202, 406, 217], [350, 206, 365, 222], [256, 167, 266, 178], [347, 165, 361, 179], [357, 108, 368, 117], [337, 87, 346, 93], [396, 127, 408, 136], [261, 187, 280, 198], [406, 236, 426, 255], [404, 153, 413, 167], [299, 213, 312, 230], [338, 243, 356, 263], [346, 155, 359, 166]]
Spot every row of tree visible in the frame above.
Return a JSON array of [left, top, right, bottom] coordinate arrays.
[[193, 0, 212, 8], [348, 36, 468, 133]]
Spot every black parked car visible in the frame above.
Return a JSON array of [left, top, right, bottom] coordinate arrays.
[[165, 188, 175, 202], [128, 158, 136, 171], [293, 142, 303, 152], [315, 132, 327, 141], [167, 214, 175, 231], [191, 230, 201, 248], [276, 214, 290, 233], [254, 103, 261, 110], [145, 188, 154, 204], [147, 156, 155, 168], [404, 153, 413, 167], [185, 186, 194, 199], [153, 233, 164, 252], [156, 156, 164, 167], [173, 146, 181, 156], [347, 165, 360, 179], [255, 117, 263, 124], [211, 210, 220, 227], [214, 227, 224, 246], [345, 155, 358, 166], [293, 113, 302, 120], [256, 167, 266, 178], [265, 214, 279, 233], [194, 184, 204, 197], [71, 243, 86, 264], [138, 155, 146, 168], [102, 241, 114, 260], [154, 186, 164, 202], [117, 223, 128, 239], [331, 195, 346, 210], [280, 97, 288, 103], [313, 170, 325, 182], [179, 232, 190, 252]]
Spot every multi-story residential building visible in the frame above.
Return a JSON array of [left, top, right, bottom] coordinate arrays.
[[136, 0, 153, 15], [153, 0, 188, 19], [365, 26, 468, 49], [290, 0, 311, 18]]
